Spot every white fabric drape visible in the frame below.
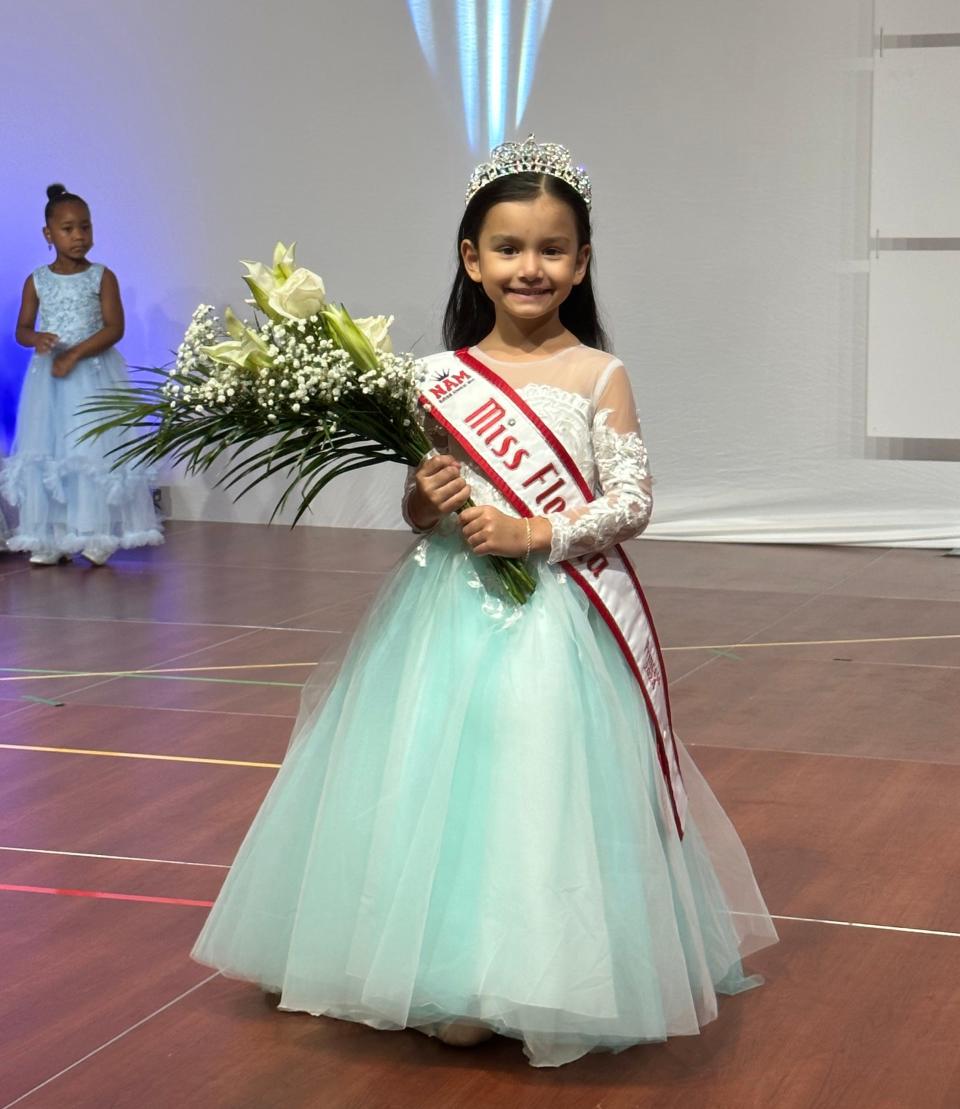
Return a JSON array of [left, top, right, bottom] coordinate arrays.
[[3, 0, 956, 546]]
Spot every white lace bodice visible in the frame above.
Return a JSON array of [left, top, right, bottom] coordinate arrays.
[[32, 264, 106, 347], [403, 346, 653, 563]]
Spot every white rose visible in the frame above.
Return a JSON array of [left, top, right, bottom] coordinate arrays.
[[353, 314, 394, 354], [267, 268, 328, 320]]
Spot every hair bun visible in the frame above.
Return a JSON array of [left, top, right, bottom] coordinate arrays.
[[46, 183, 67, 201]]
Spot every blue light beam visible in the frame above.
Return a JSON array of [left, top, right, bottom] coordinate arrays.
[[406, 0, 437, 73], [486, 0, 510, 150], [457, 0, 480, 152], [515, 0, 553, 130], [408, 1, 555, 156]]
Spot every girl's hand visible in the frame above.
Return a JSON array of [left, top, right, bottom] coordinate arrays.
[[34, 332, 59, 355], [52, 351, 78, 377], [459, 505, 528, 558], [414, 453, 471, 517]]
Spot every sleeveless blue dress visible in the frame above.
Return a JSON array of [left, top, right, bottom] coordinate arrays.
[[2, 265, 163, 559], [0, 480, 10, 547], [192, 347, 778, 1067]]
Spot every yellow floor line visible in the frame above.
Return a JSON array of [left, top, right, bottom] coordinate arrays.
[[0, 662, 319, 683], [0, 743, 280, 769], [1, 631, 957, 687], [676, 632, 960, 651]]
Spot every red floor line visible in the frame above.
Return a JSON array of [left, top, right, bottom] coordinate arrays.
[[0, 883, 214, 907]]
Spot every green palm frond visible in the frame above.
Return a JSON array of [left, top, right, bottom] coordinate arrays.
[[77, 292, 535, 603]]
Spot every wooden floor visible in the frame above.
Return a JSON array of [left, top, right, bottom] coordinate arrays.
[[1, 523, 958, 1109]]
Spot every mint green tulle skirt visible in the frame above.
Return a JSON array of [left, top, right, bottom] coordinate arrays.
[[192, 530, 777, 1067]]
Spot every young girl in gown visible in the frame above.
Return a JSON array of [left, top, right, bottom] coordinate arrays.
[[193, 139, 777, 1068], [0, 482, 10, 550], [3, 184, 163, 565]]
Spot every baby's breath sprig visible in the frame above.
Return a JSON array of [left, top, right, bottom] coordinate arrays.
[[79, 245, 536, 604], [78, 246, 534, 603]]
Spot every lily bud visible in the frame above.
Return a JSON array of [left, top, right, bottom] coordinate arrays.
[[272, 241, 297, 281], [322, 304, 379, 372], [223, 306, 247, 340], [242, 274, 282, 321]]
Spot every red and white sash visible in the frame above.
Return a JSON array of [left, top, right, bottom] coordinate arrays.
[[419, 348, 687, 838]]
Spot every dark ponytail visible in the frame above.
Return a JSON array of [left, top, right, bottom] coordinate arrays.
[[45, 183, 88, 223], [442, 172, 608, 352]]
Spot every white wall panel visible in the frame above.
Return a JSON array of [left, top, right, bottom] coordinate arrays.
[[868, 252, 960, 437], [877, 0, 960, 34], [871, 48, 960, 236]]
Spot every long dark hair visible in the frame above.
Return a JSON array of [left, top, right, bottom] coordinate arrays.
[[442, 173, 609, 352], [45, 183, 88, 223]]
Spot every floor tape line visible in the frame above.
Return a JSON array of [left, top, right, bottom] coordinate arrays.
[[1, 629, 959, 685], [3, 884, 955, 937], [0, 883, 214, 907], [0, 845, 230, 868], [0, 665, 305, 688], [1, 972, 221, 1109], [0, 743, 281, 769], [735, 910, 960, 939]]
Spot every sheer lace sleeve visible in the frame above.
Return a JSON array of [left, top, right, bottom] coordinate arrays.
[[401, 466, 436, 532], [401, 403, 449, 532], [545, 363, 653, 563]]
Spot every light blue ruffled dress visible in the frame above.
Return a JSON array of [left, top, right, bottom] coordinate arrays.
[[0, 482, 10, 548], [193, 347, 777, 1067], [0, 441, 10, 547], [2, 264, 163, 560]]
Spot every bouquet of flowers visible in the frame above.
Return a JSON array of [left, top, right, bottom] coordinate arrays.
[[80, 243, 536, 604]]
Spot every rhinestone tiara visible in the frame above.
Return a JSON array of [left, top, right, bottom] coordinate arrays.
[[465, 135, 592, 208]]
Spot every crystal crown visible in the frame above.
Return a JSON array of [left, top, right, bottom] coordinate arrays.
[[465, 135, 592, 208]]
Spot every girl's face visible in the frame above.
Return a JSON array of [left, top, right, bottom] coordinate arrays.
[[44, 202, 93, 262], [461, 193, 590, 328]]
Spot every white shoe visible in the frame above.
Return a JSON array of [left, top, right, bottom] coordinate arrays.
[[29, 551, 61, 565], [82, 547, 112, 566], [435, 1021, 495, 1047]]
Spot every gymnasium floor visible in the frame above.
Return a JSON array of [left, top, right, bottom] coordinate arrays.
[[1, 523, 958, 1108]]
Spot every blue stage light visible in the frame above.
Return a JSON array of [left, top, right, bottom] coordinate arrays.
[[406, 0, 438, 73], [515, 0, 552, 131], [457, 0, 481, 152], [409, 1, 553, 154], [486, 0, 509, 150]]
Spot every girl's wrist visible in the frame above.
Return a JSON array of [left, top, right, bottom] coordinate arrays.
[[407, 489, 440, 532], [528, 516, 552, 554]]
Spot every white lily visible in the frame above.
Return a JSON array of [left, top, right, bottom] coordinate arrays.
[[240, 260, 278, 318], [241, 243, 327, 322], [223, 306, 252, 340], [322, 304, 379, 372], [354, 315, 394, 354], [272, 241, 297, 281], [201, 307, 274, 369]]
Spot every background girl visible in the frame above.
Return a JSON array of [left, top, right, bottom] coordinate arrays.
[[0, 487, 10, 549], [192, 140, 777, 1067], [3, 184, 163, 564]]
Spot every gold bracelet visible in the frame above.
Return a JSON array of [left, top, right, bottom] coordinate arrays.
[[524, 517, 533, 559]]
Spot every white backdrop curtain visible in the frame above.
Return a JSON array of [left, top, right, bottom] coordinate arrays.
[[1, 0, 956, 545]]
